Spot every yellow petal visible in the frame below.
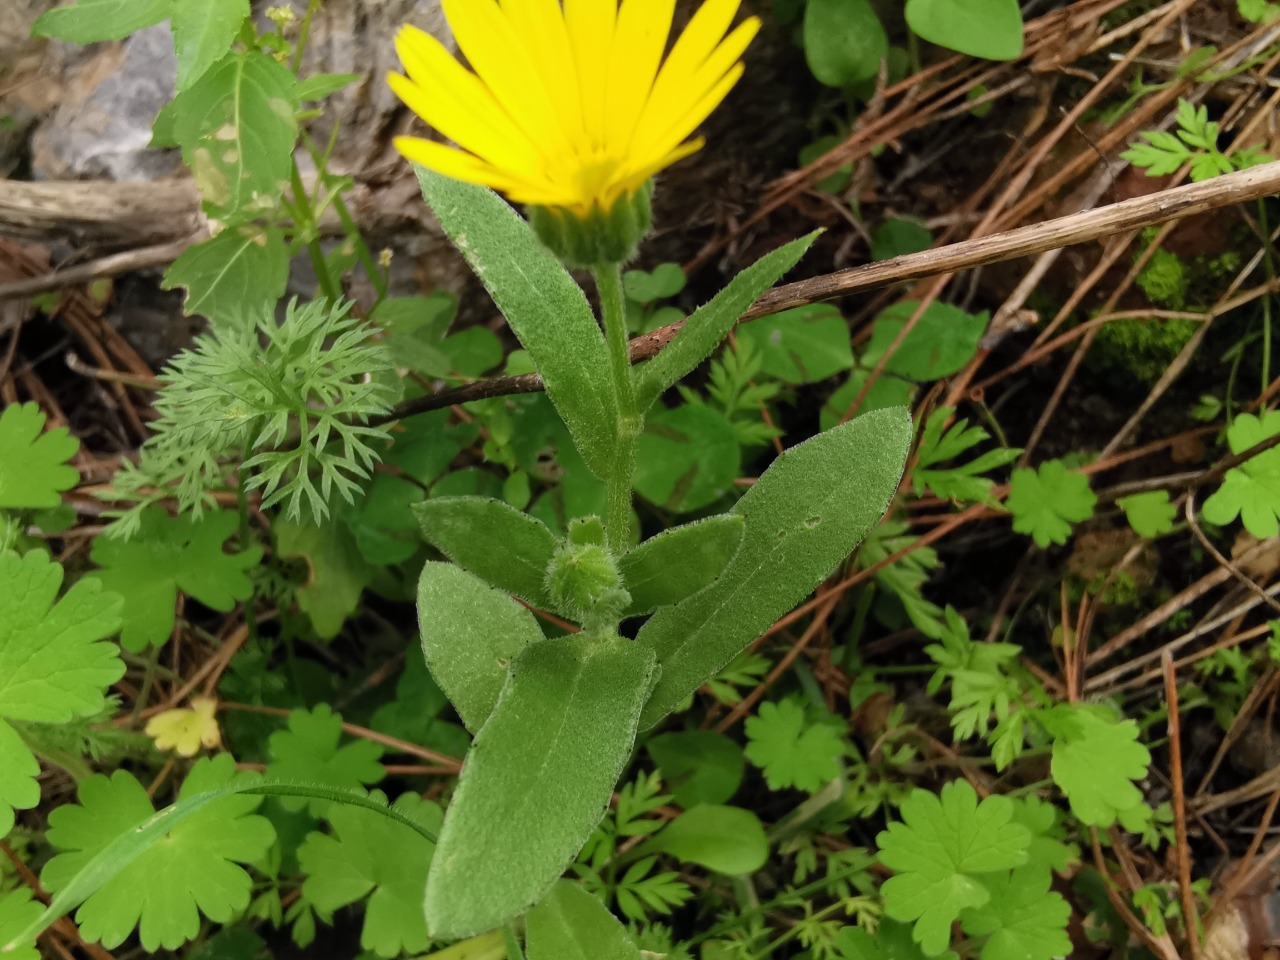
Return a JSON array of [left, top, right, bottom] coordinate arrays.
[[393, 136, 545, 195], [498, 0, 586, 152], [441, 0, 572, 160], [392, 27, 542, 176], [620, 138, 705, 193], [605, 0, 675, 152], [634, 18, 757, 162], [145, 696, 222, 757], [564, 0, 616, 144]]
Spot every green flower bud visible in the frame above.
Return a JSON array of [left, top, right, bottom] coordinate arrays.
[[567, 515, 606, 547], [546, 540, 625, 622], [528, 181, 653, 268]]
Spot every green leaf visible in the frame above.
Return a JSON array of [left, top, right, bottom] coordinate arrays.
[[619, 516, 743, 618], [905, 0, 1024, 60], [294, 72, 361, 101], [440, 325, 504, 377], [736, 305, 855, 384], [961, 868, 1072, 960], [525, 881, 641, 960], [914, 407, 1020, 507], [298, 791, 443, 958], [41, 756, 276, 952], [633, 403, 741, 514], [1202, 411, 1280, 537], [171, 0, 250, 91], [744, 698, 846, 793], [804, 0, 888, 86], [266, 705, 385, 814], [876, 780, 1030, 956], [162, 225, 289, 324], [412, 496, 558, 608], [645, 730, 744, 807], [425, 634, 658, 940], [0, 889, 42, 960], [1005, 460, 1096, 547], [872, 219, 933, 261], [637, 233, 819, 408], [415, 168, 618, 478], [640, 805, 767, 875], [820, 368, 917, 430], [0, 719, 39, 840], [866, 302, 989, 381], [1117, 490, 1177, 538], [1040, 703, 1150, 827], [88, 507, 261, 652], [31, 0, 168, 42], [417, 561, 546, 733], [0, 402, 79, 508], [624, 263, 686, 303], [637, 407, 911, 729], [275, 515, 376, 639], [170, 51, 297, 218], [837, 918, 955, 960]]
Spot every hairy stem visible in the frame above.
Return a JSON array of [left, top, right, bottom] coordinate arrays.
[[595, 262, 638, 557]]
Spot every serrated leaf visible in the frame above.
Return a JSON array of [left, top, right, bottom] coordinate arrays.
[[425, 634, 657, 940], [1041, 704, 1150, 827], [1005, 460, 1096, 547], [162, 225, 289, 324], [266, 705, 385, 814], [1117, 490, 1177, 538], [961, 867, 1072, 960], [633, 403, 742, 513], [415, 168, 619, 478], [412, 496, 558, 608], [171, 51, 297, 218], [638, 233, 818, 408], [275, 515, 376, 639], [745, 698, 846, 793], [0, 719, 40, 839], [0, 889, 43, 960], [637, 408, 911, 729], [41, 756, 276, 952], [866, 302, 989, 381], [876, 780, 1030, 956], [31, 0, 168, 43], [88, 507, 261, 652], [640, 805, 767, 875], [837, 918, 956, 960], [526, 881, 642, 960], [298, 791, 442, 958], [1202, 411, 1280, 537], [417, 561, 545, 732], [736, 305, 855, 384], [0, 402, 79, 509], [171, 0, 250, 90]]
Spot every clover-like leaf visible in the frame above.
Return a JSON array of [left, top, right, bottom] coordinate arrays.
[[876, 780, 1030, 956], [1040, 704, 1150, 827], [298, 791, 442, 958], [266, 705, 385, 813], [961, 867, 1072, 960], [41, 755, 276, 952], [744, 698, 847, 793], [89, 507, 261, 652], [0, 402, 79, 509], [1005, 460, 1096, 547], [1202, 411, 1280, 538]]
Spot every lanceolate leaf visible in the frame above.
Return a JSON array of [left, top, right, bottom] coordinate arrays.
[[413, 496, 558, 608], [424, 634, 658, 940], [619, 515, 744, 617], [637, 233, 819, 409], [637, 408, 911, 728], [171, 0, 251, 91], [525, 881, 642, 960], [31, 0, 168, 43], [417, 561, 546, 732], [416, 168, 619, 478]]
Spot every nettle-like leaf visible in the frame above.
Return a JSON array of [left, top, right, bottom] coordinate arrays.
[[298, 791, 443, 958], [0, 402, 79, 509], [0, 551, 124, 837], [1038, 703, 1151, 827], [744, 698, 847, 793], [876, 780, 1030, 956], [163, 224, 289, 326], [41, 755, 276, 952], [88, 507, 261, 652], [1005, 459, 1096, 547], [266, 705, 385, 814], [1202, 411, 1280, 537]]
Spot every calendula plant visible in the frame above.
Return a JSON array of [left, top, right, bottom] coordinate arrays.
[[4, 0, 910, 956]]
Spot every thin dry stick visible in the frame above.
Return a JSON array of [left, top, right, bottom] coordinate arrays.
[[379, 162, 1280, 425], [1163, 652, 1202, 960], [0, 235, 203, 301]]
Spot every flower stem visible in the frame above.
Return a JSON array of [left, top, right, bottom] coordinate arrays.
[[594, 262, 638, 556]]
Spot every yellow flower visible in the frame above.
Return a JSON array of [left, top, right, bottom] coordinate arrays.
[[388, 0, 760, 218], [145, 696, 222, 757]]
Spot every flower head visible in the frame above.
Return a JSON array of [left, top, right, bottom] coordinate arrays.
[[388, 0, 760, 218]]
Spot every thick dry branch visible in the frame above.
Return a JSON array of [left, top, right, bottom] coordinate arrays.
[[0, 178, 203, 248], [383, 161, 1280, 424]]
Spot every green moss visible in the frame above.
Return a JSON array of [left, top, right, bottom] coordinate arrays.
[[1092, 315, 1199, 383], [1135, 248, 1189, 309]]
